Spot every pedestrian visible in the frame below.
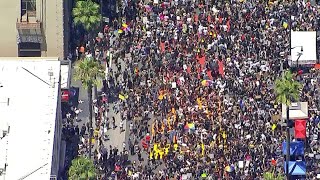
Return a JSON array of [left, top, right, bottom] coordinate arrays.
[[106, 117, 110, 129], [123, 142, 126, 152], [120, 120, 124, 132], [112, 116, 116, 129]]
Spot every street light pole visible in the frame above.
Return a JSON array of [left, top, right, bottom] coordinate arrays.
[[291, 46, 303, 68], [286, 105, 290, 180]]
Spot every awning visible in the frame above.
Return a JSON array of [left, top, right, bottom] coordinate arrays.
[[16, 22, 43, 43], [284, 161, 306, 176], [60, 60, 72, 89], [17, 34, 43, 43], [282, 141, 304, 156]]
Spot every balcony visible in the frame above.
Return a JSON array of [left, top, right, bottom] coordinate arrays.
[[16, 13, 42, 31], [16, 21, 41, 30], [16, 16, 43, 44]]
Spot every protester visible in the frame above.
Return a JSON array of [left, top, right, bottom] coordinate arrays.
[[68, 0, 320, 179]]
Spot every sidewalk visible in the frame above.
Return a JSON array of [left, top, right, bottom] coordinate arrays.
[[102, 105, 126, 153], [100, 52, 128, 154]]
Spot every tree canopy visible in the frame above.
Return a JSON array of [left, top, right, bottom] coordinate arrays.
[[68, 157, 97, 180], [263, 172, 285, 180], [74, 57, 105, 89], [72, 0, 101, 32], [275, 70, 302, 106]]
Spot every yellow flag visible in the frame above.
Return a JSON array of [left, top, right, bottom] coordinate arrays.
[[283, 22, 288, 29], [272, 123, 277, 131], [119, 94, 125, 100]]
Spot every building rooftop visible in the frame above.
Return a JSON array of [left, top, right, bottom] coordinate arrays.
[[0, 58, 60, 180]]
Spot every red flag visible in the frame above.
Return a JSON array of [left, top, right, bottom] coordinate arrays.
[[295, 120, 307, 139]]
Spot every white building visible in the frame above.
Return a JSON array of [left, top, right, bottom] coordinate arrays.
[[0, 58, 63, 180]]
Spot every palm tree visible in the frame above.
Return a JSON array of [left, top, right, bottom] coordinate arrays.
[[68, 157, 97, 180], [74, 57, 105, 158], [263, 172, 285, 180], [72, 0, 101, 32], [274, 70, 302, 179]]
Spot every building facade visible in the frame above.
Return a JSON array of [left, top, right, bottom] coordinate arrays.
[[0, 0, 71, 59]]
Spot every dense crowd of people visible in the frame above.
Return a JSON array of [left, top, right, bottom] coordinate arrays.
[[71, 0, 320, 179]]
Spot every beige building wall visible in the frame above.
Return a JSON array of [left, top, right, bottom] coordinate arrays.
[[45, 0, 65, 58], [0, 0, 68, 59], [0, 0, 19, 57]]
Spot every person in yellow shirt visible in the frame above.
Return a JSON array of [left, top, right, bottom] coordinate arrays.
[[154, 152, 159, 160], [159, 151, 164, 159]]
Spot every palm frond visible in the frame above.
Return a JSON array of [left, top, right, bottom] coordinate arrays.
[[274, 70, 302, 106], [68, 157, 97, 180], [72, 0, 101, 32], [74, 57, 105, 89]]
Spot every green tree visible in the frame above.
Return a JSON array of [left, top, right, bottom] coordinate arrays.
[[74, 57, 105, 158], [275, 70, 302, 106], [274, 70, 302, 179], [263, 172, 285, 180], [68, 157, 97, 180], [72, 0, 101, 32]]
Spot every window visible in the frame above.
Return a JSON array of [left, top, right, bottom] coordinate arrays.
[[18, 42, 41, 57], [21, 0, 36, 17]]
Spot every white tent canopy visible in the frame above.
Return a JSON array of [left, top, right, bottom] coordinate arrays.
[[290, 31, 317, 66], [282, 102, 308, 120]]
